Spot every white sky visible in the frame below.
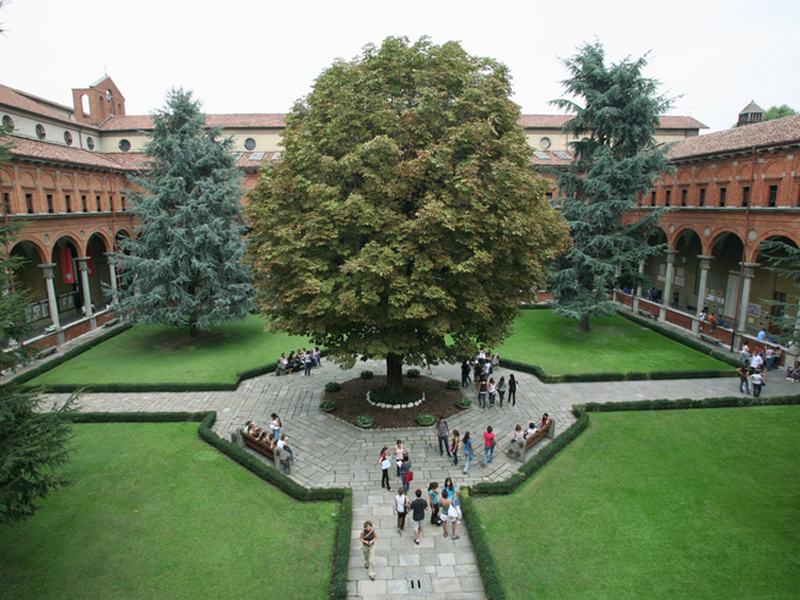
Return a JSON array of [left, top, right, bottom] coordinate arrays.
[[1, 0, 798, 133]]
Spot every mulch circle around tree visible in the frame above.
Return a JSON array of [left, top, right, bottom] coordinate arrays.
[[323, 375, 468, 429]]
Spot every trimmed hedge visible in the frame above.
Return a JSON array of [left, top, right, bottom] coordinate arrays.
[[581, 393, 800, 413], [69, 410, 352, 600]]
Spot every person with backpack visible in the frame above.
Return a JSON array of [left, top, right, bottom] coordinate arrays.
[[400, 457, 413, 494], [428, 482, 440, 526], [409, 489, 428, 545]]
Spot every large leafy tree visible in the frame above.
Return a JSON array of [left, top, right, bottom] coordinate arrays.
[[763, 104, 796, 121], [0, 118, 76, 526], [247, 37, 569, 394], [114, 89, 254, 337], [547, 41, 672, 331]]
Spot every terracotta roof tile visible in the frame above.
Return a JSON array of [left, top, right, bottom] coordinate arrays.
[[9, 137, 136, 171], [516, 114, 707, 131], [667, 114, 800, 160], [0, 84, 77, 126], [99, 114, 288, 131]]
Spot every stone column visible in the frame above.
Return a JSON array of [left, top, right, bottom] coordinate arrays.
[[693, 256, 714, 334], [734, 263, 759, 350], [38, 263, 61, 329], [659, 250, 678, 322], [633, 260, 645, 312], [105, 252, 118, 293], [76, 257, 94, 320]]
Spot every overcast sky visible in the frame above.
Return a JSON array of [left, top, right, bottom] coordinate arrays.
[[1, 0, 798, 133]]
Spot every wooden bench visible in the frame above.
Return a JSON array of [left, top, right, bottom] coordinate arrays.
[[699, 333, 722, 346], [237, 429, 291, 473], [637, 309, 657, 320], [104, 317, 120, 328], [508, 418, 554, 462]]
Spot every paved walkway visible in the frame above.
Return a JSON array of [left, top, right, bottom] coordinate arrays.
[[31, 332, 797, 600]]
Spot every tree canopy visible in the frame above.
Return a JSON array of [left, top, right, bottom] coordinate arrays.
[[113, 89, 254, 337], [246, 37, 569, 393], [547, 41, 672, 331], [763, 104, 797, 121]]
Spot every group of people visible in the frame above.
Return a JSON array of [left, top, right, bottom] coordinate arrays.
[[242, 413, 295, 465], [459, 350, 519, 410], [736, 343, 781, 398], [276, 347, 321, 376], [785, 360, 800, 382], [698, 307, 725, 332]]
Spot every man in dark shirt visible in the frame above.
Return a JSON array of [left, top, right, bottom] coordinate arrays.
[[409, 489, 428, 545], [436, 416, 451, 458]]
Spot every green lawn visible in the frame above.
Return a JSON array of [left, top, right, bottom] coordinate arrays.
[[0, 423, 339, 600], [498, 310, 732, 375], [29, 315, 316, 386], [474, 406, 800, 600]]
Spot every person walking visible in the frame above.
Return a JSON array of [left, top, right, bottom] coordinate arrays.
[[409, 489, 428, 545], [360, 521, 377, 581], [497, 376, 506, 408], [750, 370, 764, 398], [450, 429, 460, 467], [269, 413, 282, 442], [488, 378, 497, 407], [440, 489, 460, 540], [379, 447, 393, 492], [436, 416, 451, 458], [303, 350, 313, 375], [508, 374, 517, 407], [477, 379, 488, 409], [482, 425, 496, 466], [394, 440, 407, 478], [737, 366, 750, 395], [395, 489, 409, 533], [462, 432, 474, 474], [428, 482, 440, 526], [461, 361, 470, 387]]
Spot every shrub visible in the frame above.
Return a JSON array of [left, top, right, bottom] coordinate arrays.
[[369, 384, 422, 406], [325, 381, 341, 392], [319, 400, 336, 412], [456, 397, 473, 408], [446, 378, 460, 389], [360, 370, 374, 379], [406, 368, 420, 378], [354, 415, 373, 427]]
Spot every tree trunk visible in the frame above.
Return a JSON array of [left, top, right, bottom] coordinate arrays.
[[189, 315, 198, 338], [579, 315, 590, 332], [386, 353, 404, 396]]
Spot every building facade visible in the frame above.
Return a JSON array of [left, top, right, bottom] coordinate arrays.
[[0, 75, 708, 348]]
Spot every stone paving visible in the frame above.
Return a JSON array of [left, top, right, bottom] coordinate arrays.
[[26, 327, 798, 600]]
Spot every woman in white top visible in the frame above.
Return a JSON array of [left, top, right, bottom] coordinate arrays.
[[488, 378, 497, 407], [394, 440, 407, 477], [395, 490, 410, 532]]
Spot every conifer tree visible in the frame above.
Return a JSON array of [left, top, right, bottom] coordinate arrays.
[[0, 119, 76, 526], [114, 89, 254, 336], [547, 41, 672, 331], [247, 37, 569, 394]]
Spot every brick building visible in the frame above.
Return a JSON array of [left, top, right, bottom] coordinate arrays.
[[0, 75, 707, 348]]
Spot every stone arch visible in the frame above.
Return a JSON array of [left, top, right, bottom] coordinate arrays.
[[19, 170, 35, 188], [736, 162, 753, 181], [50, 236, 83, 316], [77, 176, 90, 190], [40, 173, 56, 190], [696, 167, 712, 184], [86, 232, 112, 305], [60, 173, 75, 189], [715, 165, 733, 182], [10, 240, 49, 324]]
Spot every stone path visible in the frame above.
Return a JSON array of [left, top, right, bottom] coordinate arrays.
[[31, 333, 796, 600]]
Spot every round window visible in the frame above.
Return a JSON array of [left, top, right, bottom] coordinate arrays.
[[64, 131, 73, 146], [87, 137, 95, 151], [540, 137, 551, 150], [244, 137, 256, 151], [119, 139, 131, 152], [2, 115, 13, 129], [36, 124, 46, 140]]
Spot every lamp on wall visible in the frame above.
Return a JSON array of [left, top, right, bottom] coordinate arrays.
[[681, 256, 688, 264]]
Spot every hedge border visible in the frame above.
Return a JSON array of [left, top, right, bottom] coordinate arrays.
[[67, 411, 351, 600], [463, 392, 800, 599]]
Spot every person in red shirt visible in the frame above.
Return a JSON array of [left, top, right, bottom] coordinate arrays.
[[482, 425, 496, 466]]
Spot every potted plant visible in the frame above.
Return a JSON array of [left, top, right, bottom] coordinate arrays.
[[320, 400, 336, 412], [354, 415, 374, 428], [406, 368, 421, 378], [325, 381, 341, 392], [446, 378, 460, 390], [456, 397, 473, 409], [416, 412, 435, 426]]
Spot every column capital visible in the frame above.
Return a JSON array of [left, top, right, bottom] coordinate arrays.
[[75, 256, 91, 272], [665, 249, 678, 264], [38, 263, 56, 278]]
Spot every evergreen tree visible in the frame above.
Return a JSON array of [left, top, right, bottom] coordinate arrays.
[[0, 119, 76, 526], [246, 37, 569, 395], [114, 89, 254, 337], [547, 41, 672, 331], [760, 240, 800, 344]]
